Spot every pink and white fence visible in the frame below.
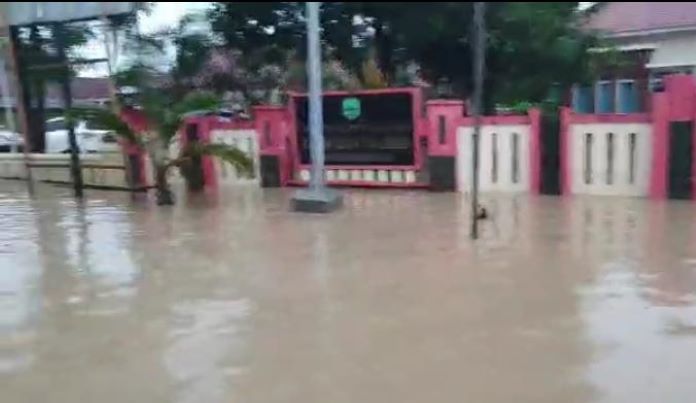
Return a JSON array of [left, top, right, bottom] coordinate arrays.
[[115, 75, 696, 201]]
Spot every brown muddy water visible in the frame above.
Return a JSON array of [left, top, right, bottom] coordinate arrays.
[[1, 180, 696, 403]]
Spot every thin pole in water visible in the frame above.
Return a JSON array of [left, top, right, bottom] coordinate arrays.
[[290, 2, 342, 212], [306, 1, 325, 191], [470, 2, 486, 239]]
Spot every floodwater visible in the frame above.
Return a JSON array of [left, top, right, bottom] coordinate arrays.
[[1, 180, 696, 403]]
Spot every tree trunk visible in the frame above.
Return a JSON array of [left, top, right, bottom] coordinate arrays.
[[148, 137, 175, 206], [155, 164, 174, 205]]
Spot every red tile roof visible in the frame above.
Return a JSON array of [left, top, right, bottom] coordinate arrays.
[[587, 2, 696, 36]]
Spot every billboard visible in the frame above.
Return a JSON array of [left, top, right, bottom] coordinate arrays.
[[4, 3, 136, 26], [294, 92, 415, 166]]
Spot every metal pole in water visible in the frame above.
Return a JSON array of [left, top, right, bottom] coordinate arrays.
[[306, 1, 324, 191], [470, 2, 486, 239], [290, 2, 342, 213]]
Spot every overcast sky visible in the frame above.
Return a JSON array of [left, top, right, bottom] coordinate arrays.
[[139, 2, 212, 34]]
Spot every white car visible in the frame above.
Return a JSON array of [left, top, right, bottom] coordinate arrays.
[[0, 129, 23, 152], [45, 117, 118, 154]]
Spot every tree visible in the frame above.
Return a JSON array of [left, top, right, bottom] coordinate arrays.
[[73, 82, 253, 205], [13, 22, 94, 151], [73, 25, 253, 206], [207, 2, 600, 110], [349, 2, 600, 109]]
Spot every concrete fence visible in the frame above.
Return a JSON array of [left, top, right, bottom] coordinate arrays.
[[20, 76, 686, 200], [457, 119, 534, 194], [0, 152, 136, 189], [567, 117, 652, 197]]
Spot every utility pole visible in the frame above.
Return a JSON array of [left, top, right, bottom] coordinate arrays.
[[54, 22, 83, 198], [470, 2, 486, 239], [291, 2, 342, 213]]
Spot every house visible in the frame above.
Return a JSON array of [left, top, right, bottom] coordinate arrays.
[[0, 76, 112, 110], [573, 2, 696, 114]]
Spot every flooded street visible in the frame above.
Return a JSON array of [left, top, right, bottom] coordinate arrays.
[[1, 180, 696, 403]]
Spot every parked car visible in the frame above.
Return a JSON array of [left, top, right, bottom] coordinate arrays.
[[45, 117, 117, 154], [0, 129, 23, 152]]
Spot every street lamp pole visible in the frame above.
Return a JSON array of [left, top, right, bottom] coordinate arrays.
[[470, 2, 486, 239], [291, 1, 343, 213], [306, 1, 325, 191]]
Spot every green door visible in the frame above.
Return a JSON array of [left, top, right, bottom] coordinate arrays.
[[668, 121, 693, 199]]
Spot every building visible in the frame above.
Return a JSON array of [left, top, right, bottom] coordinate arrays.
[[0, 76, 112, 111], [573, 2, 696, 114]]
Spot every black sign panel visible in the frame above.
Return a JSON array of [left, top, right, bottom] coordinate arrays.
[[294, 92, 414, 165]]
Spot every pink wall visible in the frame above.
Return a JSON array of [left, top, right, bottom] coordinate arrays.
[[179, 116, 217, 189], [559, 107, 572, 196], [648, 74, 696, 200], [665, 75, 696, 121], [118, 108, 148, 187], [253, 106, 292, 185], [649, 93, 669, 199], [425, 100, 463, 157]]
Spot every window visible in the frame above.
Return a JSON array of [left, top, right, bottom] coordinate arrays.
[[606, 132, 614, 184], [596, 81, 614, 113], [511, 133, 519, 184], [628, 133, 637, 184], [617, 80, 638, 113], [572, 85, 594, 113], [491, 132, 498, 183], [584, 133, 593, 185]]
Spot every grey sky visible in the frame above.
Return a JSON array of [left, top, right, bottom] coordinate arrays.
[[139, 2, 212, 34]]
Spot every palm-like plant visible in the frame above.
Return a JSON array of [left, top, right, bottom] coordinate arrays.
[[73, 88, 253, 206], [69, 15, 253, 205]]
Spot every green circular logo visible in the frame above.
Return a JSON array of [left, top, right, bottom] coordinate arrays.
[[341, 97, 361, 121]]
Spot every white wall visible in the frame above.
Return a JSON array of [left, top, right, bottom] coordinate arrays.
[[569, 123, 652, 196], [209, 129, 260, 185], [457, 124, 530, 193], [631, 31, 696, 70]]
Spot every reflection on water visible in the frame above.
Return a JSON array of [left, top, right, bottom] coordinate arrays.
[[0, 180, 695, 402], [165, 298, 251, 403]]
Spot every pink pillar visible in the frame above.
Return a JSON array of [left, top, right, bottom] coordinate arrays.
[[119, 108, 149, 188], [650, 93, 669, 199], [177, 116, 218, 190], [198, 117, 218, 190], [425, 100, 464, 157], [528, 108, 541, 194], [559, 107, 572, 195], [650, 74, 696, 200], [424, 100, 464, 191], [253, 105, 292, 186]]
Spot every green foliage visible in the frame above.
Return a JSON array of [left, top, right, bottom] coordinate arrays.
[[207, 2, 600, 108], [67, 107, 138, 144], [177, 143, 254, 176], [16, 23, 95, 78]]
